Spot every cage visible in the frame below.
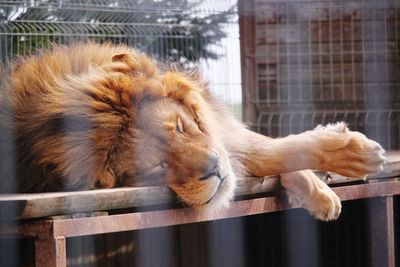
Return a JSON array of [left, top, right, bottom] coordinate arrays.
[[240, 0, 400, 149], [0, 1, 399, 267]]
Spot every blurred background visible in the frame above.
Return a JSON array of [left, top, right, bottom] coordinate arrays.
[[0, 0, 399, 266]]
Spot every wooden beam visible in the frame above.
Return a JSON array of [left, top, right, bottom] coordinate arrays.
[[1, 151, 400, 220], [33, 181, 400, 236]]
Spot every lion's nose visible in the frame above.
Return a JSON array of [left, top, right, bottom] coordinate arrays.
[[199, 153, 219, 180]]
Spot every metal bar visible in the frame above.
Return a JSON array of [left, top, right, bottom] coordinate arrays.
[[369, 196, 395, 267], [44, 180, 400, 238], [35, 234, 66, 267], [0, 180, 399, 266], [0, 219, 65, 266], [26, 220, 66, 267], [334, 180, 400, 201], [55, 236, 67, 267], [238, 0, 257, 125], [52, 195, 290, 237], [1, 180, 400, 236]]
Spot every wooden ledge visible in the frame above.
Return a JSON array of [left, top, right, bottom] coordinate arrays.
[[48, 181, 400, 235], [1, 180, 399, 236], [0, 177, 282, 220], [1, 151, 400, 220]]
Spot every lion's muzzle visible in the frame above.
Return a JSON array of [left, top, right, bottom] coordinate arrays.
[[199, 153, 220, 180]]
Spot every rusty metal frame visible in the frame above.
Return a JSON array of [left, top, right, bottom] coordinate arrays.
[[0, 180, 399, 267], [369, 195, 396, 267]]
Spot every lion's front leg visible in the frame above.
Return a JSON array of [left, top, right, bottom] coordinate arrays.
[[280, 170, 341, 221], [242, 122, 385, 178]]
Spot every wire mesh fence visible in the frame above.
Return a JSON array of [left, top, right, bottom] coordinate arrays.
[[3, 0, 400, 148], [0, 0, 242, 115], [240, 0, 400, 149], [257, 109, 399, 149]]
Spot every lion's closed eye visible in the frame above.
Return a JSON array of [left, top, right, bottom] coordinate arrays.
[[147, 162, 168, 175], [135, 162, 169, 185], [176, 116, 184, 134]]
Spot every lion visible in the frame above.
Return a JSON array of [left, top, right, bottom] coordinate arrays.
[[0, 43, 385, 221]]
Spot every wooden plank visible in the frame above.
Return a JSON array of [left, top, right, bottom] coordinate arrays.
[[1, 181, 400, 239], [46, 180, 400, 236], [0, 178, 281, 220], [0, 187, 175, 220], [1, 152, 399, 220]]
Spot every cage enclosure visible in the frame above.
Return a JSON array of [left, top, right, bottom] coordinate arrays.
[[240, 0, 400, 150], [0, 0, 399, 267]]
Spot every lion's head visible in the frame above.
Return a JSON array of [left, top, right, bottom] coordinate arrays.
[[99, 55, 237, 209], [132, 97, 235, 208]]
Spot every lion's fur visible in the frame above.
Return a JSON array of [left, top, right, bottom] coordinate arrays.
[[0, 42, 385, 218], [0, 42, 245, 208]]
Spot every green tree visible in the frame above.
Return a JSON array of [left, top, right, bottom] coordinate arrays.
[[0, 0, 236, 65]]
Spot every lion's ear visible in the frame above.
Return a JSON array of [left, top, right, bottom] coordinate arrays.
[[162, 71, 204, 101], [108, 52, 157, 78], [162, 71, 210, 133], [111, 53, 130, 63]]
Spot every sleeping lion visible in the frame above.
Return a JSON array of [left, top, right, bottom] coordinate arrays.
[[0, 43, 385, 221]]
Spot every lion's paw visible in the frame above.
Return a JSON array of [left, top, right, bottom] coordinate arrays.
[[315, 122, 386, 178], [303, 188, 341, 221], [288, 182, 341, 221]]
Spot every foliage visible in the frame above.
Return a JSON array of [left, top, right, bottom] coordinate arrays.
[[0, 0, 236, 64]]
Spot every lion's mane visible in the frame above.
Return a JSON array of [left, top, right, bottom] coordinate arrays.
[[0, 43, 245, 208]]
